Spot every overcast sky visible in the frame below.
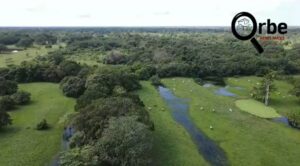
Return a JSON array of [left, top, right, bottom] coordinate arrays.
[[0, 0, 299, 26]]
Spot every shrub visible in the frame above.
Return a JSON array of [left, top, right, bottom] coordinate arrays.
[[0, 96, 15, 111], [11, 91, 31, 105], [135, 65, 156, 80], [193, 77, 204, 85], [36, 119, 49, 130], [60, 76, 86, 98], [150, 75, 163, 86], [0, 78, 18, 96], [203, 76, 226, 86], [0, 111, 12, 129], [287, 112, 300, 128], [291, 78, 300, 98]]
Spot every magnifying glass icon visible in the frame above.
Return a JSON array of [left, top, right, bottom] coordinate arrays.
[[231, 12, 264, 54]]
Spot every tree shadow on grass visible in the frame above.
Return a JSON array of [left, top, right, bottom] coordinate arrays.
[[0, 126, 22, 136], [6, 100, 38, 112], [271, 98, 298, 107]]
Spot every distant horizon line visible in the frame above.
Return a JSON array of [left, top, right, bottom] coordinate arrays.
[[1, 25, 300, 27], [0, 25, 299, 29]]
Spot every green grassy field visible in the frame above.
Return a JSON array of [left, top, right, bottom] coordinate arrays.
[[0, 45, 60, 68], [142, 77, 300, 166], [67, 50, 105, 66], [0, 45, 104, 67], [235, 99, 281, 118], [227, 76, 300, 116], [0, 83, 75, 166], [138, 82, 209, 166]]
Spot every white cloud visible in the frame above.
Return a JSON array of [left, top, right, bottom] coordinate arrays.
[[0, 0, 298, 26]]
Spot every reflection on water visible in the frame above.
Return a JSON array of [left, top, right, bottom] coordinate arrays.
[[158, 86, 228, 166], [202, 83, 240, 97], [271, 117, 300, 130], [214, 88, 236, 97], [272, 117, 290, 126]]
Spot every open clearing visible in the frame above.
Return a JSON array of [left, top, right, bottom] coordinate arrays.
[[235, 99, 281, 118], [0, 83, 75, 166], [0, 45, 60, 68]]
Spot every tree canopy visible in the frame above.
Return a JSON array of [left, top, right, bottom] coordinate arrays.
[[0, 78, 17, 96]]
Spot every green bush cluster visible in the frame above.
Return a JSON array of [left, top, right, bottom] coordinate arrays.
[[0, 78, 31, 129]]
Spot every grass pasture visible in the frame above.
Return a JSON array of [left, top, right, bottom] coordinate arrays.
[[226, 76, 300, 116], [0, 83, 75, 166], [0, 45, 60, 68], [235, 99, 281, 118], [138, 82, 208, 166], [67, 50, 105, 66], [156, 77, 300, 166]]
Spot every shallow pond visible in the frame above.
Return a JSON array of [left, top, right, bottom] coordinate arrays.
[[214, 88, 236, 97], [202, 83, 240, 97], [271, 117, 300, 130], [272, 117, 290, 126], [158, 86, 228, 166]]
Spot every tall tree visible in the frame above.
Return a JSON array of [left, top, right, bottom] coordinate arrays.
[[251, 72, 277, 106]]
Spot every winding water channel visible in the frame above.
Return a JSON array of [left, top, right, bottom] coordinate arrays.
[[49, 127, 74, 166], [158, 86, 228, 166]]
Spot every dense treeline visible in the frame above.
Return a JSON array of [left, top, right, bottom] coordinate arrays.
[[2, 28, 300, 78], [0, 55, 83, 83], [0, 77, 31, 129], [58, 65, 154, 165], [53, 32, 300, 78], [0, 31, 57, 48], [0, 27, 230, 34]]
